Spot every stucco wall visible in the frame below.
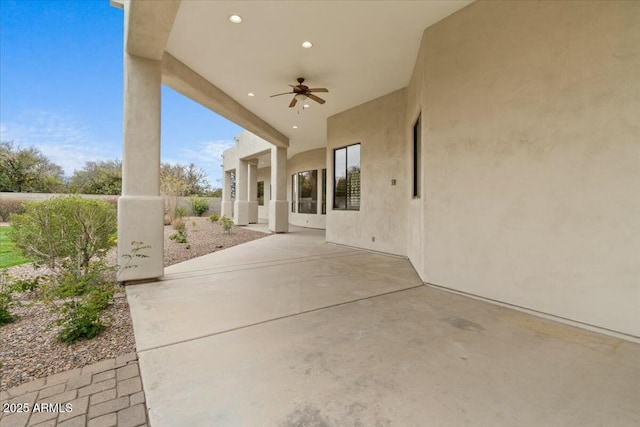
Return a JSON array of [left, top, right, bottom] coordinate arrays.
[[326, 89, 408, 255], [287, 148, 327, 230], [405, 1, 639, 337]]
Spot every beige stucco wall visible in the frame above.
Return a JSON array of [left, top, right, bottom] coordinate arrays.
[[402, 0, 639, 337], [287, 148, 327, 230], [326, 89, 408, 256]]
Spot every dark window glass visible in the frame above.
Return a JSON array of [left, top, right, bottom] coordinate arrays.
[[322, 169, 327, 215], [413, 114, 421, 198], [257, 181, 264, 206], [333, 143, 360, 210]]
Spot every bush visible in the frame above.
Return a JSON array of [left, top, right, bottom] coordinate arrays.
[[0, 289, 16, 326], [190, 196, 209, 217], [220, 215, 234, 233], [54, 284, 114, 343], [169, 230, 188, 244], [9, 196, 117, 272], [0, 198, 25, 222], [209, 213, 219, 222]]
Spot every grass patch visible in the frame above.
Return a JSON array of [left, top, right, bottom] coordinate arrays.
[[0, 227, 32, 268]]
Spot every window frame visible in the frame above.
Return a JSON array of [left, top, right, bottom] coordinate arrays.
[[333, 143, 361, 211], [296, 170, 318, 214]]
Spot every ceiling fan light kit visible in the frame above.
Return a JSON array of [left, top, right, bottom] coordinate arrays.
[[270, 77, 329, 108]]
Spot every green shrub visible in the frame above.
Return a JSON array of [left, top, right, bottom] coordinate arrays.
[[9, 196, 116, 272], [55, 284, 114, 343], [0, 272, 17, 325], [169, 230, 188, 243], [220, 215, 234, 233], [0, 290, 16, 326], [190, 196, 209, 217], [175, 206, 187, 219], [0, 198, 25, 222], [9, 276, 42, 294], [209, 213, 220, 222]]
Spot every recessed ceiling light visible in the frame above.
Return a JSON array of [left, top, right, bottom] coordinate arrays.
[[292, 125, 298, 129], [303, 104, 310, 108], [248, 92, 255, 97], [229, 14, 243, 24], [301, 41, 313, 49]]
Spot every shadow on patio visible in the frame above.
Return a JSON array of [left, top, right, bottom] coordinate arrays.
[[126, 227, 640, 426]]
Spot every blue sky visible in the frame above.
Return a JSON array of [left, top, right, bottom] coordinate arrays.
[[0, 0, 242, 188]]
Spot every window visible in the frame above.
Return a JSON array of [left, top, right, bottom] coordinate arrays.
[[297, 170, 318, 214], [291, 174, 296, 212], [257, 181, 264, 206], [322, 169, 327, 215], [413, 114, 421, 198], [333, 143, 360, 210], [230, 172, 236, 200]]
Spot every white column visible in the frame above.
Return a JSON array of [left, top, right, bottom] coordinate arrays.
[[117, 52, 164, 281], [269, 146, 289, 233], [221, 170, 233, 218], [234, 159, 250, 225], [248, 162, 258, 224]]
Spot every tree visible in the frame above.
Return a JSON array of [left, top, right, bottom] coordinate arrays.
[[68, 160, 122, 195], [0, 141, 65, 193], [160, 162, 211, 196]]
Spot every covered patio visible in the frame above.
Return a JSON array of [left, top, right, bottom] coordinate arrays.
[[126, 228, 640, 426]]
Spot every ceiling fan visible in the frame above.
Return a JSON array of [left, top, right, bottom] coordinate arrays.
[[270, 77, 329, 108]]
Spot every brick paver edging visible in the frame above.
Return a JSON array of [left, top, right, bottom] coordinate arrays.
[[0, 353, 148, 427]]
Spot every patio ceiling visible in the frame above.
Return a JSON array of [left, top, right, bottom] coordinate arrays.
[[164, 1, 473, 157]]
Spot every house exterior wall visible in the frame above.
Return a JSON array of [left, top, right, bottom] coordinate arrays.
[[326, 89, 408, 256], [287, 148, 327, 230], [328, 1, 640, 338], [415, 1, 638, 337]]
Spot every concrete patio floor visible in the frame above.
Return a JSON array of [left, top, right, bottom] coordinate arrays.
[[126, 227, 640, 427]]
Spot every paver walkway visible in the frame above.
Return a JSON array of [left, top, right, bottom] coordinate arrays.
[[0, 353, 148, 427]]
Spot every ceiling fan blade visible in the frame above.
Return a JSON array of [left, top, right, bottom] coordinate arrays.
[[307, 93, 326, 104], [270, 92, 295, 97], [289, 97, 297, 108], [308, 88, 329, 93]]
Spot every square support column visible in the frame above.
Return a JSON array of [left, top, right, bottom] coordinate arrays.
[[234, 159, 250, 226], [248, 162, 259, 224], [269, 146, 289, 233], [118, 53, 164, 281], [221, 170, 233, 218]]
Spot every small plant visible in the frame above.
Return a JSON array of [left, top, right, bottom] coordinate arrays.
[[163, 215, 172, 226], [0, 288, 16, 326], [169, 230, 188, 244], [175, 206, 188, 219], [190, 196, 209, 217], [54, 284, 114, 343], [172, 218, 186, 232], [192, 220, 196, 227], [209, 213, 220, 222], [9, 276, 42, 296], [220, 216, 234, 233], [185, 244, 191, 250]]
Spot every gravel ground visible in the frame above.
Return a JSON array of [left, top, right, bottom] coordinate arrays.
[[1, 217, 268, 391]]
